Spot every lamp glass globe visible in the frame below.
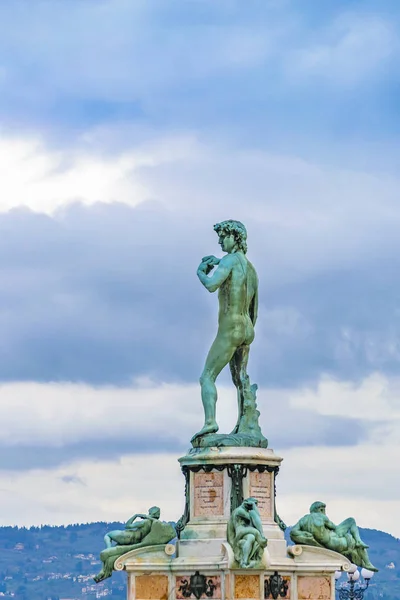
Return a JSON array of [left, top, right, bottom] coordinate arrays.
[[348, 570, 360, 581], [361, 568, 374, 580], [348, 563, 358, 574]]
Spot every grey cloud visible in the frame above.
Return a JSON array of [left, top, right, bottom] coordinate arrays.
[[0, 0, 397, 148], [0, 437, 187, 472], [255, 263, 400, 387], [0, 1, 287, 117], [1, 201, 400, 388], [60, 474, 86, 486], [0, 203, 209, 384], [0, 417, 369, 473], [265, 409, 370, 451]]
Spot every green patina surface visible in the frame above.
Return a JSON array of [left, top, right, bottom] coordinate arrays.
[[227, 497, 267, 568], [93, 510, 176, 582], [290, 501, 378, 571], [90, 220, 381, 578], [191, 220, 267, 448]]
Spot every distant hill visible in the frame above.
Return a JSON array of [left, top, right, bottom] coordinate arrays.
[[0, 522, 126, 600], [0, 523, 398, 599]]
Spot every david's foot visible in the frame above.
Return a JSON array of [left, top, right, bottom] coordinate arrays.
[[191, 422, 219, 443]]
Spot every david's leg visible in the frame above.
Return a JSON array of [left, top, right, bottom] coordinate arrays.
[[229, 345, 250, 434], [192, 335, 236, 441], [199, 369, 218, 434]]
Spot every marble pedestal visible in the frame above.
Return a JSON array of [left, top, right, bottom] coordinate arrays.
[[178, 447, 286, 561], [117, 446, 350, 600]]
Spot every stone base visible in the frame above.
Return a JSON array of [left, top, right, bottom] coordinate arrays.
[[191, 432, 268, 449], [178, 446, 285, 540], [117, 542, 350, 600], [115, 446, 350, 599]]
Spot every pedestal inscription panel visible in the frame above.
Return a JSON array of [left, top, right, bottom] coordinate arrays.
[[249, 472, 271, 519], [193, 471, 224, 517]]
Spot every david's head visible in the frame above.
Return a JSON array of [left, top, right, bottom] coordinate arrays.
[[310, 501, 326, 515], [149, 506, 161, 519], [214, 220, 247, 254]]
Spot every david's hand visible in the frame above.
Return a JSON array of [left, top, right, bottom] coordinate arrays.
[[198, 261, 213, 275], [202, 255, 220, 266]]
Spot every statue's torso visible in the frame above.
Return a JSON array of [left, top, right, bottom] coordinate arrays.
[[217, 253, 258, 342]]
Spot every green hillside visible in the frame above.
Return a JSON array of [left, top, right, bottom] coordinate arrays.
[[0, 523, 398, 599]]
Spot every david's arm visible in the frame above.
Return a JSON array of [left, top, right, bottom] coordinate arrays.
[[197, 255, 233, 293]]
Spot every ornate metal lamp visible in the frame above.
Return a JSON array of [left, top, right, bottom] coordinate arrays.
[[335, 564, 374, 599]]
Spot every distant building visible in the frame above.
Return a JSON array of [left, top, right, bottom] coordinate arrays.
[[13, 543, 24, 551]]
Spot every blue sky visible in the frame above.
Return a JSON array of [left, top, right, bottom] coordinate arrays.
[[1, 0, 400, 533]]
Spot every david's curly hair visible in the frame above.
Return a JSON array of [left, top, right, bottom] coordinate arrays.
[[214, 219, 248, 254]]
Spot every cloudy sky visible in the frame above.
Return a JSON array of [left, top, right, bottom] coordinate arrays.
[[1, 0, 400, 536]]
